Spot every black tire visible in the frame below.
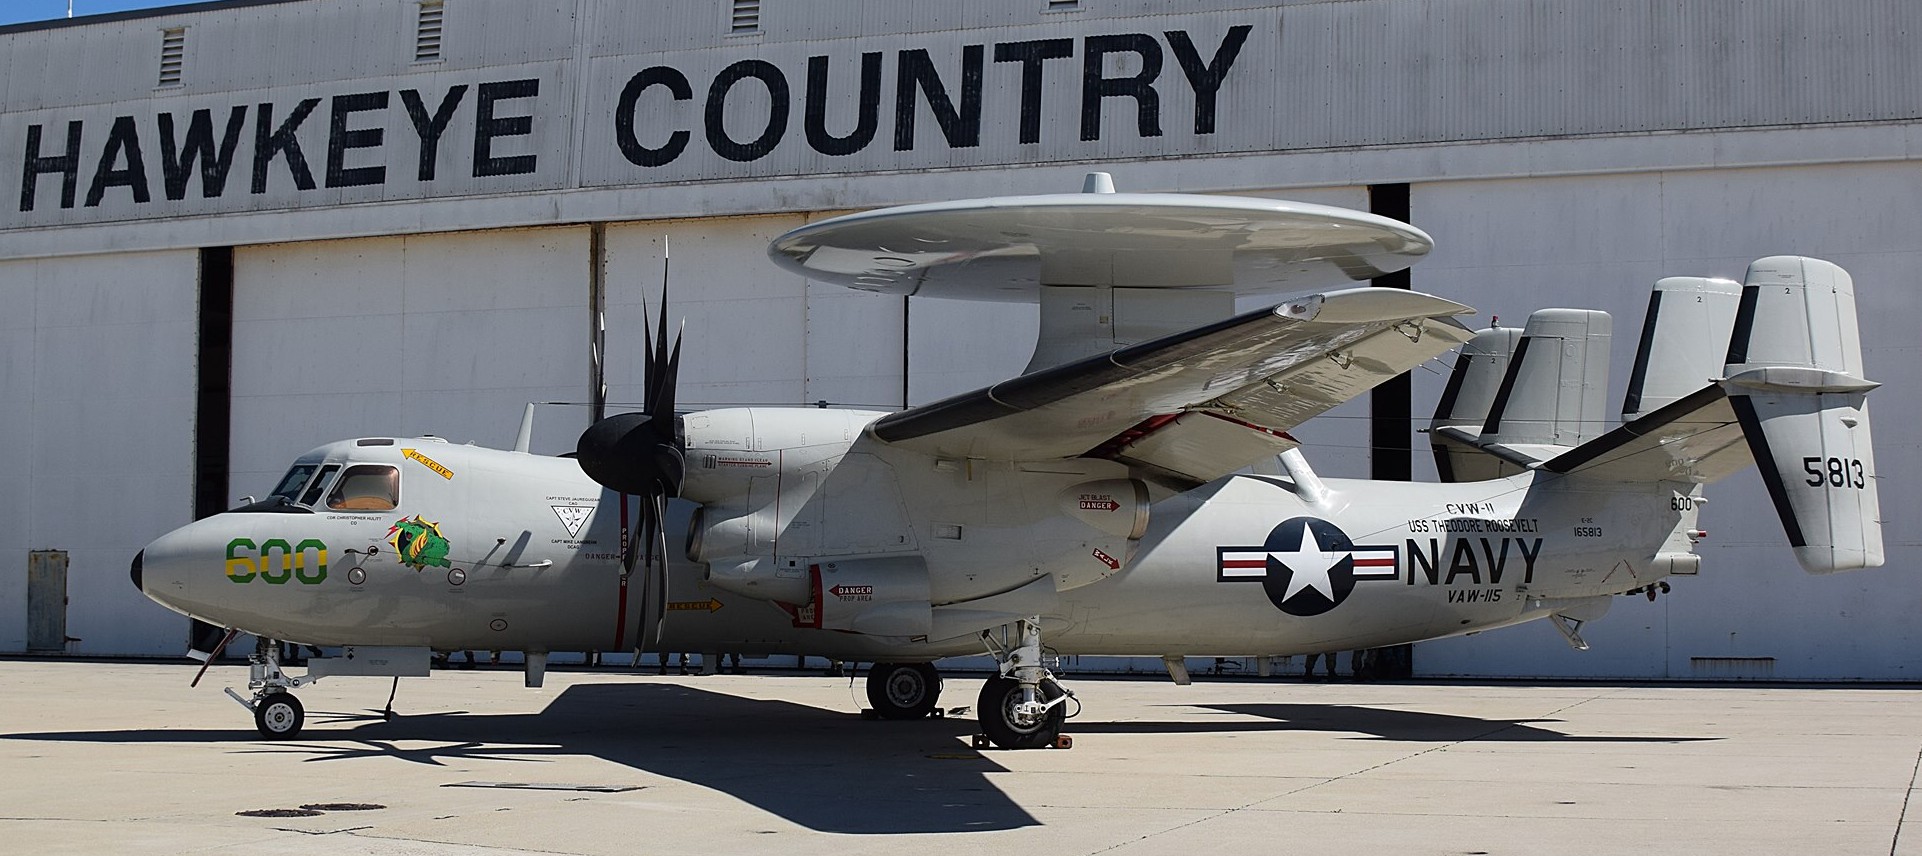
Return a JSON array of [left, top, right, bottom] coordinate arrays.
[[254, 691, 304, 740], [976, 676, 1065, 750], [866, 662, 942, 720]]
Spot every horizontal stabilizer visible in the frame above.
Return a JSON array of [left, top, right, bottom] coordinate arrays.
[[1543, 385, 1751, 483]]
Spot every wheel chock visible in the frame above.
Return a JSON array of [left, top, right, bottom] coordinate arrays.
[[1053, 735, 1074, 750], [971, 734, 991, 749]]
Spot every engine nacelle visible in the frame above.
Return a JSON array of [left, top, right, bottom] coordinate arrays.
[[678, 407, 887, 504]]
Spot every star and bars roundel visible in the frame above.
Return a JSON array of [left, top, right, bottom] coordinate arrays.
[[1216, 517, 1399, 616]]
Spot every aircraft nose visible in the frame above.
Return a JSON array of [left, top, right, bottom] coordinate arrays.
[[130, 549, 144, 593]]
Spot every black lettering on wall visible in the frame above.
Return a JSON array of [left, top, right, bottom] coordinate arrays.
[[400, 86, 467, 181], [615, 67, 692, 167], [894, 45, 983, 151], [18, 121, 82, 212], [705, 59, 790, 163], [84, 115, 151, 206], [1167, 25, 1251, 135], [158, 106, 246, 200], [993, 39, 1074, 145], [804, 52, 882, 157], [326, 91, 389, 188], [1081, 34, 1162, 142], [251, 98, 320, 194], [473, 78, 539, 177]]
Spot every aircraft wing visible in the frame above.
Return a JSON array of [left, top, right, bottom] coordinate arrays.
[[872, 288, 1476, 485]]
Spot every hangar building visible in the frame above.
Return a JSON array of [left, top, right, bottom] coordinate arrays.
[[2, 0, 1915, 679]]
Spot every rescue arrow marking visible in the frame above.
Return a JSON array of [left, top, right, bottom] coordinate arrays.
[[402, 448, 454, 480], [665, 599, 723, 613]]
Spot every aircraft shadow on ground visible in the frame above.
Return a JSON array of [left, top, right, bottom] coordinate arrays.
[[1074, 702, 1719, 743], [1, 685, 1715, 833], [2, 681, 1029, 835]]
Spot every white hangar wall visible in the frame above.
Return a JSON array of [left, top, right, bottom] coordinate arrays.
[[0, 250, 197, 655]]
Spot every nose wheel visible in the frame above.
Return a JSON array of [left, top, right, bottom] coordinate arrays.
[[226, 636, 311, 739], [974, 616, 1075, 749], [976, 675, 1066, 749], [252, 691, 304, 739]]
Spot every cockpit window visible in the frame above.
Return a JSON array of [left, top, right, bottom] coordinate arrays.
[[298, 464, 341, 507], [268, 465, 318, 502], [327, 465, 400, 511]]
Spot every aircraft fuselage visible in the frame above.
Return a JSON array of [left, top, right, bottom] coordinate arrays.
[[137, 415, 1699, 662]]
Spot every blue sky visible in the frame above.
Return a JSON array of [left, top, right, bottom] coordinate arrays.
[[1, 1, 190, 27]]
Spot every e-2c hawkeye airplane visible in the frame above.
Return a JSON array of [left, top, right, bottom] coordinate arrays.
[[132, 175, 1883, 748]]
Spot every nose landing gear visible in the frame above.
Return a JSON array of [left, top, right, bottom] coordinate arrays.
[[974, 617, 1075, 749], [224, 637, 308, 739]]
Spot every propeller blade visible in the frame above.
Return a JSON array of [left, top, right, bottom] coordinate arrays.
[[654, 324, 682, 436], [649, 493, 670, 647]]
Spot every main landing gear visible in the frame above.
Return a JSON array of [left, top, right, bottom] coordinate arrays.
[[975, 616, 1073, 750], [227, 637, 307, 740], [863, 617, 1077, 749], [866, 662, 943, 720]]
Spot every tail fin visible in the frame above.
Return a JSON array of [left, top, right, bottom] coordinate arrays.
[[1429, 308, 1612, 474], [1429, 326, 1522, 482], [1622, 276, 1743, 421], [1721, 256, 1882, 572], [1545, 256, 1882, 573]]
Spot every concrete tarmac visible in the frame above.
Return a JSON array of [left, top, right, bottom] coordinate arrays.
[[2, 661, 1919, 855]]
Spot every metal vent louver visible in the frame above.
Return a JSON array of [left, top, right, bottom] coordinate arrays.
[[1046, 0, 1080, 10], [730, 0, 760, 34], [158, 28, 184, 86], [415, 0, 445, 62]]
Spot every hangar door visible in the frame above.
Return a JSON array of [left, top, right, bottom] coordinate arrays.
[[27, 550, 67, 653]]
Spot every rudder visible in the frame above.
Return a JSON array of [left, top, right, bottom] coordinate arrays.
[[1723, 256, 1882, 573]]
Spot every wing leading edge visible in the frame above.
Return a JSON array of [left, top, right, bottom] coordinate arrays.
[[874, 288, 1476, 485]]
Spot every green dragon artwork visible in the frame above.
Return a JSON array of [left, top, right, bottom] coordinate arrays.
[[386, 516, 451, 569]]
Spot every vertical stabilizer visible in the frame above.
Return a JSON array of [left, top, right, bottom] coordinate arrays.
[[1623, 277, 1742, 421], [1722, 256, 1882, 573], [1478, 309, 1612, 456], [1429, 326, 1522, 481]]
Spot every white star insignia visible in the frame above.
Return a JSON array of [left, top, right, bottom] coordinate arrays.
[[1270, 525, 1348, 601]]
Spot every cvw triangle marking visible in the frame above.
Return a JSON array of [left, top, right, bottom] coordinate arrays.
[[551, 505, 592, 538]]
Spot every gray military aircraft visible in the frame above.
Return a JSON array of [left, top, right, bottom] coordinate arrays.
[[133, 175, 1883, 747]]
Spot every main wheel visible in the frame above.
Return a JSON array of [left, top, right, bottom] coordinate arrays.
[[977, 676, 1065, 749], [866, 662, 942, 720], [254, 691, 304, 740]]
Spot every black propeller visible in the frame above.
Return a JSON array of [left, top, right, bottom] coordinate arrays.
[[577, 254, 684, 651]]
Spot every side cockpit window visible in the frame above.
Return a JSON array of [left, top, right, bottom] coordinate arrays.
[[327, 465, 400, 511], [268, 465, 318, 502], [298, 464, 340, 507]]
